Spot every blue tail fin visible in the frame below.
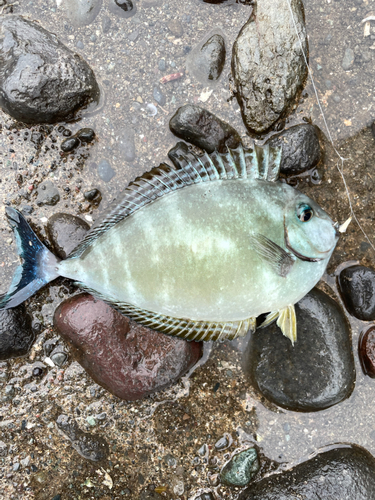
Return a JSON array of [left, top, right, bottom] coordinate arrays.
[[0, 208, 60, 309]]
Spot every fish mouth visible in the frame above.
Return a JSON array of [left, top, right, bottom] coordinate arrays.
[[283, 223, 331, 263]]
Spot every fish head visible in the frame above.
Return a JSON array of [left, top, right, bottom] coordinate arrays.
[[283, 193, 339, 262]]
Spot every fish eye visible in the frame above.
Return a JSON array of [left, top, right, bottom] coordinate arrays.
[[297, 204, 314, 222]]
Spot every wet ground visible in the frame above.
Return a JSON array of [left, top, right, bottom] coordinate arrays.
[[1, 0, 375, 498]]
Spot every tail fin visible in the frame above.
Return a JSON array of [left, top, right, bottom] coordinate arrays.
[[0, 208, 60, 309]]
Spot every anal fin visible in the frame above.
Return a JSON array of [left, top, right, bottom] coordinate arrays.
[[259, 305, 297, 345]]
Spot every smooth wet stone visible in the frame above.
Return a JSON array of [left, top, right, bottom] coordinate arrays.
[[0, 16, 99, 124], [56, 414, 109, 461], [0, 306, 35, 360], [221, 448, 260, 487], [36, 181, 60, 206], [239, 445, 375, 500], [46, 213, 90, 259], [84, 188, 102, 205], [76, 128, 95, 143], [243, 288, 355, 412], [60, 0, 102, 27], [232, 1, 308, 134], [338, 265, 375, 321], [359, 326, 375, 378], [266, 124, 321, 176], [169, 105, 241, 153], [187, 32, 226, 83], [54, 294, 202, 400], [61, 136, 80, 153]]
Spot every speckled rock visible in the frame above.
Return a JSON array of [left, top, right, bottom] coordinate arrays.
[[56, 414, 109, 461], [238, 445, 375, 500], [46, 213, 90, 259], [232, 1, 308, 134], [169, 105, 241, 153], [221, 447, 260, 486], [0, 16, 100, 124], [0, 306, 35, 360], [187, 33, 226, 82], [243, 288, 355, 412], [60, 0, 102, 27], [338, 265, 375, 321], [36, 181, 60, 206], [54, 294, 203, 400], [359, 326, 375, 378], [266, 124, 321, 176]]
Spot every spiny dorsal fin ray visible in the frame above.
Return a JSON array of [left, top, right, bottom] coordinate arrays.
[[75, 283, 256, 342], [68, 143, 282, 259]]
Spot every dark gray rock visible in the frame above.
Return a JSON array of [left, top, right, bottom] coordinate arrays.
[[188, 33, 226, 82], [266, 124, 321, 176], [46, 213, 90, 259], [0, 306, 35, 360], [232, 1, 308, 134], [153, 86, 166, 106], [338, 265, 375, 321], [242, 288, 355, 412], [169, 104, 241, 153], [56, 414, 109, 461], [359, 326, 375, 378], [98, 159, 116, 182], [36, 181, 60, 206], [77, 128, 95, 143], [61, 137, 80, 153], [221, 447, 260, 487], [238, 445, 375, 500], [84, 188, 102, 204], [0, 16, 100, 124]]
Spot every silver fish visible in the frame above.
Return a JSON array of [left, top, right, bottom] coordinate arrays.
[[0, 143, 339, 344]]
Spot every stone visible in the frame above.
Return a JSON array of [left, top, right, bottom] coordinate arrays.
[[77, 128, 95, 143], [0, 306, 35, 360], [84, 189, 102, 205], [0, 441, 7, 457], [36, 181, 60, 206], [167, 19, 183, 37], [98, 159, 116, 182], [61, 137, 80, 153], [60, 0, 102, 27], [54, 294, 203, 400], [153, 86, 166, 106], [242, 288, 355, 412], [342, 47, 355, 70], [187, 31, 226, 84], [221, 447, 260, 487], [232, 1, 308, 135], [117, 128, 136, 162], [359, 326, 375, 378], [338, 265, 375, 321], [108, 0, 137, 18], [169, 105, 241, 153], [46, 213, 90, 259], [238, 445, 375, 500], [266, 124, 321, 176], [56, 414, 109, 461], [0, 16, 100, 124]]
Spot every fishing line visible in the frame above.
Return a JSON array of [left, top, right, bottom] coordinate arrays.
[[284, 0, 375, 252]]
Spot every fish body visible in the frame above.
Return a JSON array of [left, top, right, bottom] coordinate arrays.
[[0, 143, 338, 343]]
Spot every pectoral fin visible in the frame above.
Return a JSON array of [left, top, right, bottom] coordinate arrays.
[[249, 234, 296, 277], [259, 305, 297, 345]]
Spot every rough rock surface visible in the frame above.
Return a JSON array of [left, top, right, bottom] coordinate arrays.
[[0, 306, 35, 360], [54, 294, 202, 400], [232, 0, 308, 134], [169, 105, 241, 153], [46, 213, 90, 259], [338, 265, 375, 321], [239, 445, 375, 500], [243, 288, 355, 412], [0, 15, 100, 124], [220, 447, 260, 486], [266, 124, 321, 175]]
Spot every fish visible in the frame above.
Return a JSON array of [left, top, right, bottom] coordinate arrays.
[[0, 142, 340, 344]]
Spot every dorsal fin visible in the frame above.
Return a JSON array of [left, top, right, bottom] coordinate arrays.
[[68, 142, 282, 259]]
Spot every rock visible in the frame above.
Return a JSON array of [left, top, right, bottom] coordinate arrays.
[[266, 124, 321, 176], [242, 288, 355, 412], [342, 47, 355, 70], [36, 181, 60, 206], [169, 105, 241, 153], [238, 445, 375, 500], [117, 128, 136, 162], [232, 1, 308, 135], [0, 306, 35, 360], [46, 213, 90, 259], [76, 128, 95, 143], [167, 19, 183, 37], [338, 265, 375, 321], [153, 86, 166, 106], [0, 441, 7, 457], [0, 16, 100, 124], [56, 414, 109, 461], [54, 294, 203, 400], [195, 493, 214, 500], [84, 189, 102, 205], [61, 137, 80, 153], [359, 326, 375, 378], [221, 447, 260, 487], [187, 31, 226, 84], [98, 159, 116, 182], [50, 347, 68, 367], [60, 0, 102, 27], [108, 0, 137, 18]]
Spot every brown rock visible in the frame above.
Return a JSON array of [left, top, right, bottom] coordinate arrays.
[[359, 326, 375, 378], [54, 294, 202, 400]]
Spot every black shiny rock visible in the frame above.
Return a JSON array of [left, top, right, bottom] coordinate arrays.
[[109, 0, 136, 18], [338, 265, 375, 321], [76, 128, 95, 143], [46, 213, 90, 259], [0, 306, 35, 360], [61, 136, 80, 152], [239, 445, 375, 500], [242, 288, 355, 412], [266, 124, 321, 176], [84, 188, 102, 204], [169, 104, 241, 153]]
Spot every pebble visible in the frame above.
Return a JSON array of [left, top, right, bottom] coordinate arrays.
[[98, 159, 116, 182], [158, 59, 166, 71], [61, 136, 80, 153], [359, 326, 375, 378], [84, 188, 102, 205], [187, 31, 226, 84], [195, 493, 214, 500], [243, 288, 355, 411], [0, 306, 35, 361], [167, 19, 184, 37], [238, 445, 375, 499], [0, 441, 7, 457], [50, 349, 68, 367], [153, 86, 166, 106], [266, 124, 321, 176], [77, 128, 95, 143], [46, 213, 90, 259], [60, 0, 102, 27], [108, 0, 137, 18], [117, 128, 136, 162], [169, 105, 241, 153], [36, 181, 60, 206], [338, 265, 375, 321], [221, 447, 260, 487], [54, 293, 202, 400], [342, 47, 355, 70], [32, 366, 44, 378], [214, 436, 230, 450]]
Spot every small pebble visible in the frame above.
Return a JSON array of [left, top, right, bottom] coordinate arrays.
[[76, 128, 95, 143], [98, 159, 116, 182], [61, 136, 80, 153]]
